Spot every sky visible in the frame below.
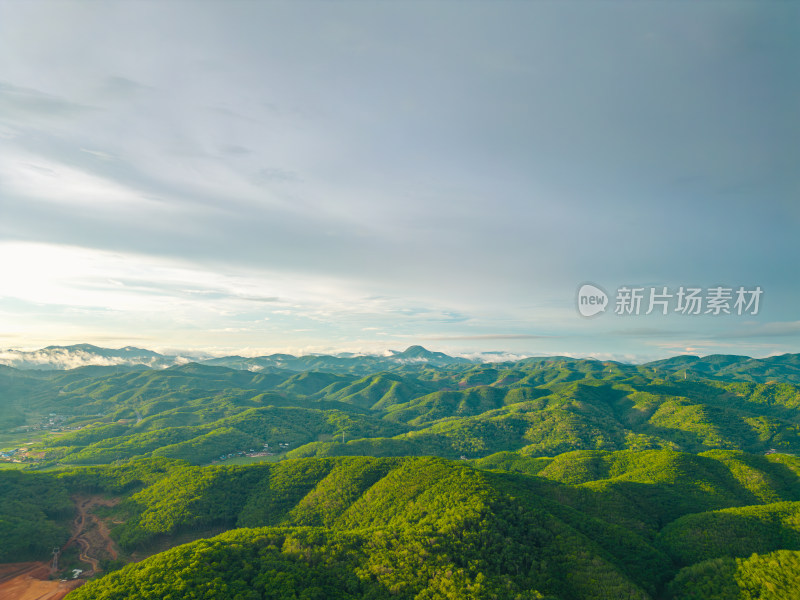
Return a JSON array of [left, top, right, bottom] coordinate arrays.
[[0, 1, 798, 361]]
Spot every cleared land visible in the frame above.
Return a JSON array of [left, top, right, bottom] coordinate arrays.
[[0, 562, 82, 600]]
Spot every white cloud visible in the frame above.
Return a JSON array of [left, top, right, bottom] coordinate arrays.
[[0, 348, 157, 369], [0, 2, 795, 359], [0, 241, 487, 350]]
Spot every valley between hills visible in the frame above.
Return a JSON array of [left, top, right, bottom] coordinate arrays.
[[2, 345, 800, 599]]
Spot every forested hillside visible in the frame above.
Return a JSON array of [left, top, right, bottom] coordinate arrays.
[[2, 348, 800, 598], [2, 451, 800, 599], [3, 351, 800, 467]]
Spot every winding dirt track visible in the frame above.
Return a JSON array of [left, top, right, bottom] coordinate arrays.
[[0, 495, 122, 600], [75, 538, 99, 575], [68, 496, 120, 576]]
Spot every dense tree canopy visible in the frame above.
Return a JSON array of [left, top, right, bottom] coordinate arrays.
[[2, 356, 800, 598]]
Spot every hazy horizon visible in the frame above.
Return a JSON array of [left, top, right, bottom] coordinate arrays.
[[3, 340, 800, 369]]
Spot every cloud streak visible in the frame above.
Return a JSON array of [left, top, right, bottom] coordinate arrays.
[[0, 81, 94, 119], [0, 2, 797, 358]]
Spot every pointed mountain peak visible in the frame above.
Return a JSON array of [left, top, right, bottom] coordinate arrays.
[[397, 345, 438, 358]]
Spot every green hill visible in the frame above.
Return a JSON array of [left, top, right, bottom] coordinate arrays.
[[7, 359, 798, 468], [0, 447, 798, 598], [1, 354, 800, 597]]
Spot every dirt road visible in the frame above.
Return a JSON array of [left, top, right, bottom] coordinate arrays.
[[0, 495, 123, 600], [68, 496, 120, 576]]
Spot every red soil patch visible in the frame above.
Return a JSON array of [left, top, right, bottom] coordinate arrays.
[[67, 495, 122, 576], [0, 562, 83, 600]]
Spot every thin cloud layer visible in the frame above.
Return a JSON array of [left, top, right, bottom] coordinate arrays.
[[0, 2, 797, 358]]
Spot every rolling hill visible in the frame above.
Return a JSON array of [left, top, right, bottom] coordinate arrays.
[[2, 346, 800, 598]]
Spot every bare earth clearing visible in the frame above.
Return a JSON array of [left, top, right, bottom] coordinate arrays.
[[67, 495, 121, 576], [0, 495, 122, 600], [0, 563, 81, 600]]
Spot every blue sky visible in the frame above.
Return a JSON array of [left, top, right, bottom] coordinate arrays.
[[0, 1, 798, 361]]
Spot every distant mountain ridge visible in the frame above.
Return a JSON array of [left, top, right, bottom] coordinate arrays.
[[0, 343, 472, 373], [3, 347, 800, 466], [3, 343, 800, 384], [0, 344, 181, 370]]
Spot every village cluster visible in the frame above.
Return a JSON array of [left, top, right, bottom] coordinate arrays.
[[213, 441, 293, 463]]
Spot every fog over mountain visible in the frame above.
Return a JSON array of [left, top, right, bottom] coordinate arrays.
[[0, 344, 487, 372], [4, 344, 800, 384]]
